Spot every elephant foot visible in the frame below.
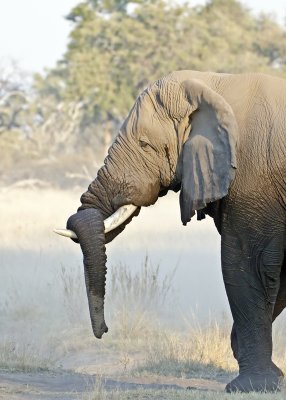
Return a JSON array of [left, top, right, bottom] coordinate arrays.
[[225, 372, 280, 393]]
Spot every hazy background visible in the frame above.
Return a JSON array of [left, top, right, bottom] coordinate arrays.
[[1, 0, 286, 354], [0, 0, 285, 73]]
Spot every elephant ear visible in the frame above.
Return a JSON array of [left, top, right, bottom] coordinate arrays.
[[179, 79, 238, 225]]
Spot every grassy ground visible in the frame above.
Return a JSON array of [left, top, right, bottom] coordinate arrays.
[[83, 389, 286, 400], [83, 386, 286, 400]]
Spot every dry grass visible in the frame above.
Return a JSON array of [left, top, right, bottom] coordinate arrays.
[[105, 256, 176, 348], [82, 389, 286, 400], [84, 389, 286, 400], [57, 255, 238, 379], [57, 256, 286, 383], [83, 384, 286, 400], [136, 319, 237, 379], [0, 340, 55, 372]]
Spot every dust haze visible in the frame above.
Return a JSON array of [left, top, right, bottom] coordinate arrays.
[[0, 184, 228, 394], [0, 185, 226, 332]]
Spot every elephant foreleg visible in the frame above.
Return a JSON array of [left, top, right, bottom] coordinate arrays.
[[222, 224, 284, 393], [231, 252, 286, 378]]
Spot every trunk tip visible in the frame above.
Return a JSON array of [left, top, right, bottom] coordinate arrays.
[[93, 323, 108, 339]]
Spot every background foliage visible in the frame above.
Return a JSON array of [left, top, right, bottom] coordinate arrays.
[[1, 0, 286, 186]]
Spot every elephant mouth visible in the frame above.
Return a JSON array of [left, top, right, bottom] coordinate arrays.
[[54, 204, 138, 239], [159, 180, 181, 197]]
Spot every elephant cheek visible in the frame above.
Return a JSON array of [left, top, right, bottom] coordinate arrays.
[[134, 180, 161, 206], [112, 179, 160, 208]]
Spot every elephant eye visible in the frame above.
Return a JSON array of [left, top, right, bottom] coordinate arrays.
[[139, 136, 157, 153], [139, 139, 149, 149]]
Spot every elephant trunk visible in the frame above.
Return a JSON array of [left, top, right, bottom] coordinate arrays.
[[67, 208, 108, 339]]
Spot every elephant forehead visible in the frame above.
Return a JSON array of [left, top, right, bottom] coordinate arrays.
[[122, 89, 176, 148], [131, 101, 163, 137], [151, 77, 190, 120], [135, 112, 174, 146]]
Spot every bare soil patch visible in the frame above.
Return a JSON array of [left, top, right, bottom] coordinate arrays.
[[0, 369, 227, 400]]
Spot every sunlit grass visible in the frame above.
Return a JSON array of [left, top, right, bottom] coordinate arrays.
[[136, 319, 237, 379]]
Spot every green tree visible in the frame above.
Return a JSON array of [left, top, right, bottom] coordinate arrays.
[[33, 0, 286, 156], [0, 60, 30, 135]]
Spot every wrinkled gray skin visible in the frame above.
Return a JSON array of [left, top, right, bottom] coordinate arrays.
[[67, 71, 286, 393]]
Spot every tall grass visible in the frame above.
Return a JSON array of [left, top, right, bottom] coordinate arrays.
[[137, 318, 237, 379], [0, 339, 55, 372], [106, 256, 177, 345], [109, 255, 176, 312], [60, 262, 88, 325], [58, 255, 239, 379], [1, 250, 286, 383]]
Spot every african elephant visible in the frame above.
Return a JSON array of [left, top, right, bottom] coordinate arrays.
[[55, 70, 286, 393]]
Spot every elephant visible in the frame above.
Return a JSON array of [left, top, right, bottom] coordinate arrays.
[[55, 70, 286, 393]]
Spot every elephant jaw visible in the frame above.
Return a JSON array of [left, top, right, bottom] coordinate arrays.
[[54, 204, 138, 239]]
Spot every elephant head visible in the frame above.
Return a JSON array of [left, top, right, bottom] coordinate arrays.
[[55, 71, 238, 339]]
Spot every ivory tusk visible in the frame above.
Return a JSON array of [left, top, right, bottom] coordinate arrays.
[[104, 204, 138, 233], [54, 204, 138, 239], [53, 228, 78, 239]]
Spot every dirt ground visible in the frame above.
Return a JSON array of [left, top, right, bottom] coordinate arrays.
[[0, 370, 227, 400], [0, 342, 228, 400], [1, 352, 286, 400]]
